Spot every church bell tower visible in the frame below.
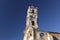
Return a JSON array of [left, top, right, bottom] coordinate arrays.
[[26, 6, 38, 29], [23, 6, 40, 40], [23, 6, 52, 40]]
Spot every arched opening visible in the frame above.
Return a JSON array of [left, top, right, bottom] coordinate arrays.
[[32, 21, 35, 26], [32, 10, 34, 13]]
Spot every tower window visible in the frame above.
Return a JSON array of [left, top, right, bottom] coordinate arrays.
[[30, 15, 33, 18], [34, 29, 36, 38], [32, 21, 34, 25], [29, 31, 32, 36], [32, 10, 34, 13], [30, 33, 32, 36]]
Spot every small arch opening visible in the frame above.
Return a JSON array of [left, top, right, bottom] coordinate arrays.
[[32, 10, 34, 13], [32, 21, 35, 26]]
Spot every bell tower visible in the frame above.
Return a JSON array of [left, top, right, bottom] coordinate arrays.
[[23, 6, 40, 40], [26, 6, 38, 29], [23, 6, 53, 40]]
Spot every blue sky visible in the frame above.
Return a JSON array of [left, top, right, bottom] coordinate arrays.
[[0, 0, 60, 40]]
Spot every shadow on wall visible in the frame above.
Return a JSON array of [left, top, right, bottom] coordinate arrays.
[[53, 36, 58, 40]]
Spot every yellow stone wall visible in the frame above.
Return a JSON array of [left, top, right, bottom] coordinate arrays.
[[50, 32, 60, 40]]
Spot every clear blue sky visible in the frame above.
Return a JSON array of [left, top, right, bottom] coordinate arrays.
[[0, 0, 60, 40]]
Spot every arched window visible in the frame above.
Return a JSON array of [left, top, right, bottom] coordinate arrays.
[[32, 21, 34, 26], [32, 10, 34, 13]]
